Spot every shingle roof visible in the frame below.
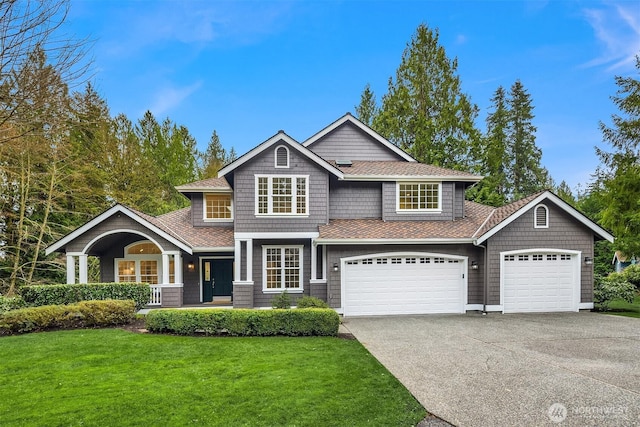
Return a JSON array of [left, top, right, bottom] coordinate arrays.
[[472, 191, 545, 237], [331, 161, 482, 181], [175, 176, 232, 192], [318, 201, 494, 240]]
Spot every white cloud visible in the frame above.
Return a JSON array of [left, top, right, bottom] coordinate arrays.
[[582, 3, 640, 71], [455, 34, 467, 45], [149, 81, 202, 116]]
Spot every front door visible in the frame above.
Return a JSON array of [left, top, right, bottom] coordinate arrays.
[[201, 258, 234, 302]]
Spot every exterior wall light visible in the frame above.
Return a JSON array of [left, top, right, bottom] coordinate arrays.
[[333, 263, 339, 272], [187, 261, 195, 271], [470, 261, 479, 270], [584, 257, 593, 265]]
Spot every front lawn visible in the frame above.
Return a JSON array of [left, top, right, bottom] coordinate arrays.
[[603, 291, 640, 318], [0, 329, 426, 426]]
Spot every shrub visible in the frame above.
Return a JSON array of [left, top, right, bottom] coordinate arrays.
[[145, 308, 339, 337], [620, 264, 640, 289], [0, 300, 136, 335], [594, 273, 636, 311], [20, 283, 150, 310], [0, 295, 26, 313], [296, 296, 329, 309], [271, 290, 291, 309]]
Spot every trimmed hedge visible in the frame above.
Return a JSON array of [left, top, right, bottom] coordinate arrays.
[[146, 308, 340, 337], [0, 295, 26, 313], [296, 296, 329, 309], [0, 300, 136, 335], [20, 283, 150, 310]]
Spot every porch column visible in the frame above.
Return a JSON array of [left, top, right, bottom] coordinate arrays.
[[66, 254, 76, 284], [246, 239, 253, 282], [78, 254, 88, 284], [321, 245, 327, 280], [234, 239, 242, 281], [174, 253, 183, 284], [311, 242, 317, 281], [162, 253, 170, 285]]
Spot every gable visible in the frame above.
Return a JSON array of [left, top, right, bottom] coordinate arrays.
[[306, 121, 407, 161]]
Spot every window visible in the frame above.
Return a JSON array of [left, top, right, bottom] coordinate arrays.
[[532, 254, 544, 261], [263, 246, 303, 291], [127, 242, 161, 254], [534, 204, 549, 228], [275, 146, 289, 168], [397, 182, 441, 212], [204, 194, 233, 220], [140, 260, 159, 284], [256, 175, 308, 215], [117, 260, 136, 282]]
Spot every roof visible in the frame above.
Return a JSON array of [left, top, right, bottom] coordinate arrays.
[[175, 177, 232, 193], [303, 113, 416, 162], [331, 161, 483, 182], [317, 201, 493, 243], [612, 251, 636, 264], [217, 131, 344, 179]]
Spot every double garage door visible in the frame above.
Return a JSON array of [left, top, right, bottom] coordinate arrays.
[[342, 254, 466, 316], [502, 251, 580, 313]]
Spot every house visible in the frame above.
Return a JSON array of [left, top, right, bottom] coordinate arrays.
[[46, 114, 613, 315], [612, 251, 636, 273]]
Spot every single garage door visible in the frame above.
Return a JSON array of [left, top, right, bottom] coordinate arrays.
[[502, 251, 579, 313], [342, 254, 466, 316]]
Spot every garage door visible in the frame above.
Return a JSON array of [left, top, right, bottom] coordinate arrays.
[[502, 252, 579, 313], [342, 254, 466, 316]]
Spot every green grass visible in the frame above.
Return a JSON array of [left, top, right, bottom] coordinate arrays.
[[604, 292, 640, 318], [0, 329, 426, 426]]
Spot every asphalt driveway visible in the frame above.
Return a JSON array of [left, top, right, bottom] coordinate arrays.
[[342, 312, 640, 427]]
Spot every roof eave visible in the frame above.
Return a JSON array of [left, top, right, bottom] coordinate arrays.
[[315, 238, 476, 245], [341, 174, 483, 182]]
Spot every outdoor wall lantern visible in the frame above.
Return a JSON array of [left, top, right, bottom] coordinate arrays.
[[584, 257, 593, 265], [470, 261, 479, 270], [187, 261, 195, 271], [333, 263, 339, 272]]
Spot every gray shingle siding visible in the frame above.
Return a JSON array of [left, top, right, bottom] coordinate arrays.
[[307, 122, 405, 161], [325, 244, 484, 308], [382, 181, 456, 221], [485, 201, 595, 305], [329, 178, 382, 219], [233, 143, 329, 232], [190, 194, 234, 227], [455, 183, 465, 219]]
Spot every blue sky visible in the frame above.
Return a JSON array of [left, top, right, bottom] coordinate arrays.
[[68, 0, 640, 191]]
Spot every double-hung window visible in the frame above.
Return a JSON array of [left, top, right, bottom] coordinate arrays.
[[263, 246, 303, 291], [397, 182, 441, 212], [256, 175, 308, 215]]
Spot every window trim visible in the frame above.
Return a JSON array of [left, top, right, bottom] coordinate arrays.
[[274, 145, 290, 168], [255, 174, 309, 217], [114, 241, 167, 284], [534, 204, 549, 228], [395, 182, 442, 213], [262, 245, 304, 293], [202, 193, 234, 223]]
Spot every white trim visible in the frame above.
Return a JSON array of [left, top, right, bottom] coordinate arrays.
[[262, 245, 304, 292], [232, 280, 254, 286], [202, 193, 234, 223], [309, 279, 327, 284], [218, 131, 343, 178], [578, 302, 594, 310], [343, 174, 482, 182], [465, 304, 484, 311], [302, 113, 416, 162], [234, 239, 242, 281], [473, 210, 495, 238], [396, 182, 442, 213], [255, 174, 309, 216], [78, 254, 88, 284], [193, 247, 235, 253], [534, 204, 549, 228], [340, 251, 468, 316], [45, 204, 193, 255], [82, 229, 166, 255], [66, 255, 75, 284], [485, 305, 503, 312], [500, 248, 581, 314], [274, 145, 290, 168], [475, 191, 614, 244], [235, 232, 319, 239], [246, 238, 253, 282], [315, 238, 474, 245]]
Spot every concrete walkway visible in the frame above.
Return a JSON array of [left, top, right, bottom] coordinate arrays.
[[342, 312, 640, 427]]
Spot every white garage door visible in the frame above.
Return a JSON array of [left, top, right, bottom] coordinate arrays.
[[502, 252, 579, 313], [342, 254, 466, 316]]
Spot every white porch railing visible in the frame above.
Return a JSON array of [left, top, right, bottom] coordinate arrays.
[[149, 285, 162, 306]]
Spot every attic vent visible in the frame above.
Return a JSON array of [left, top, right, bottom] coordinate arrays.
[[275, 145, 289, 168], [336, 159, 352, 167]]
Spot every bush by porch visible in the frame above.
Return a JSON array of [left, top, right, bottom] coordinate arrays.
[[19, 283, 151, 310]]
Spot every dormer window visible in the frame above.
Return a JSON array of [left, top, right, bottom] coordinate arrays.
[[396, 182, 441, 212], [275, 145, 289, 168], [204, 194, 233, 221], [534, 204, 548, 228]]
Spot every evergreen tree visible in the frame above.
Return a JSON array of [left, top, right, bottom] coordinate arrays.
[[372, 24, 481, 170], [201, 130, 227, 179], [555, 180, 576, 206], [354, 83, 377, 127], [595, 56, 640, 257]]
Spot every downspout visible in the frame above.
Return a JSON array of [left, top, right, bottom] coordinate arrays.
[[473, 239, 488, 313]]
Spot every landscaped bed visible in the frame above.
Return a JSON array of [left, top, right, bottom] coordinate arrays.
[[0, 328, 426, 426], [602, 292, 640, 318]]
